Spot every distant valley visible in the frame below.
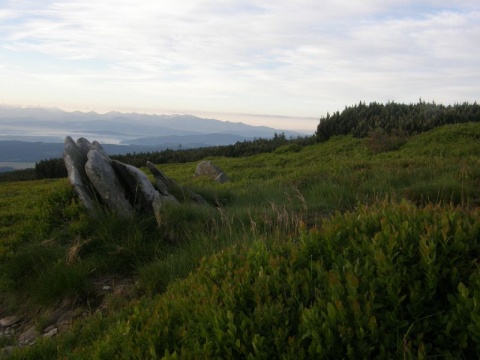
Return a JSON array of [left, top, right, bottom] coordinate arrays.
[[0, 105, 308, 168]]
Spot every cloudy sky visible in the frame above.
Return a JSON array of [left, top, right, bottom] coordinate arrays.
[[0, 1, 479, 131]]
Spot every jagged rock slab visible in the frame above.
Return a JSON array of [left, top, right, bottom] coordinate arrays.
[[112, 160, 160, 214], [63, 136, 96, 211], [85, 149, 133, 218], [147, 161, 208, 206], [146, 161, 180, 204]]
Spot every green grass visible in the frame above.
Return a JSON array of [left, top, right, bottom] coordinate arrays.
[[11, 201, 480, 359], [1, 122, 480, 357]]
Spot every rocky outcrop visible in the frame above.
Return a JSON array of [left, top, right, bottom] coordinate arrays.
[[147, 161, 209, 206], [112, 160, 161, 213], [193, 160, 228, 183], [63, 137, 208, 223], [85, 149, 134, 218], [146, 161, 180, 205]]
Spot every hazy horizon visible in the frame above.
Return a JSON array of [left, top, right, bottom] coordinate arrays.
[[0, 103, 319, 133], [1, 1, 479, 130]]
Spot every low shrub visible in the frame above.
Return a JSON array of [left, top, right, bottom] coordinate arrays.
[[15, 200, 480, 358], [274, 144, 303, 154], [365, 128, 407, 154]]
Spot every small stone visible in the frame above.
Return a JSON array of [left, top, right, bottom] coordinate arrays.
[[0, 316, 20, 327], [43, 328, 58, 338], [44, 325, 56, 333], [18, 326, 39, 345]]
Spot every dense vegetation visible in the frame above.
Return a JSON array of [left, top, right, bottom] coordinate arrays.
[[13, 202, 480, 359], [316, 100, 480, 142], [0, 116, 479, 357]]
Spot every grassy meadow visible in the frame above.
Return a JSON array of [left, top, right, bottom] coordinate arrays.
[[1, 122, 480, 358]]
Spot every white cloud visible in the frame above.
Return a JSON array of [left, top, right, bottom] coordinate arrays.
[[0, 0, 479, 129]]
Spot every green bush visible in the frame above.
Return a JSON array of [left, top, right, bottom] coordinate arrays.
[[365, 128, 407, 154], [15, 201, 480, 358], [299, 200, 480, 358], [274, 144, 303, 154]]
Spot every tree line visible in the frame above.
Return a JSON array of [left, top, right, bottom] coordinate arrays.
[[316, 100, 480, 142]]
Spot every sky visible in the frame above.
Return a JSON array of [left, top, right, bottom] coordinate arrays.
[[0, 1, 479, 132]]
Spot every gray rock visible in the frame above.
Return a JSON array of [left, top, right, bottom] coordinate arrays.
[[64, 138, 210, 223], [43, 325, 56, 334], [0, 316, 20, 327], [85, 149, 133, 218], [184, 189, 209, 206], [91, 140, 109, 158], [146, 161, 180, 204], [147, 161, 209, 206], [43, 328, 58, 338], [75, 137, 93, 153], [63, 136, 96, 211], [194, 160, 228, 183], [112, 160, 160, 214], [18, 326, 39, 345], [214, 172, 228, 183]]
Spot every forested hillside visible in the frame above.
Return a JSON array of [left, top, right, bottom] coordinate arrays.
[[316, 100, 480, 141]]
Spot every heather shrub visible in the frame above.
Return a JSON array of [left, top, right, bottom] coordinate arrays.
[[365, 127, 407, 154], [16, 200, 480, 358]]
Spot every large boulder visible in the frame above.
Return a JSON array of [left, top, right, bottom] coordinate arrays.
[[193, 160, 227, 183], [85, 149, 133, 218], [63, 136, 96, 211]]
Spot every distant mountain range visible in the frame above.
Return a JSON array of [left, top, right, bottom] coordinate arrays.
[[0, 105, 308, 165]]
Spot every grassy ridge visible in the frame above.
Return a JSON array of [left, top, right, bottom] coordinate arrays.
[[1, 122, 480, 357]]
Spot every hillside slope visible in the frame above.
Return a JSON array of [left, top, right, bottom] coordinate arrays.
[[2, 123, 480, 358]]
